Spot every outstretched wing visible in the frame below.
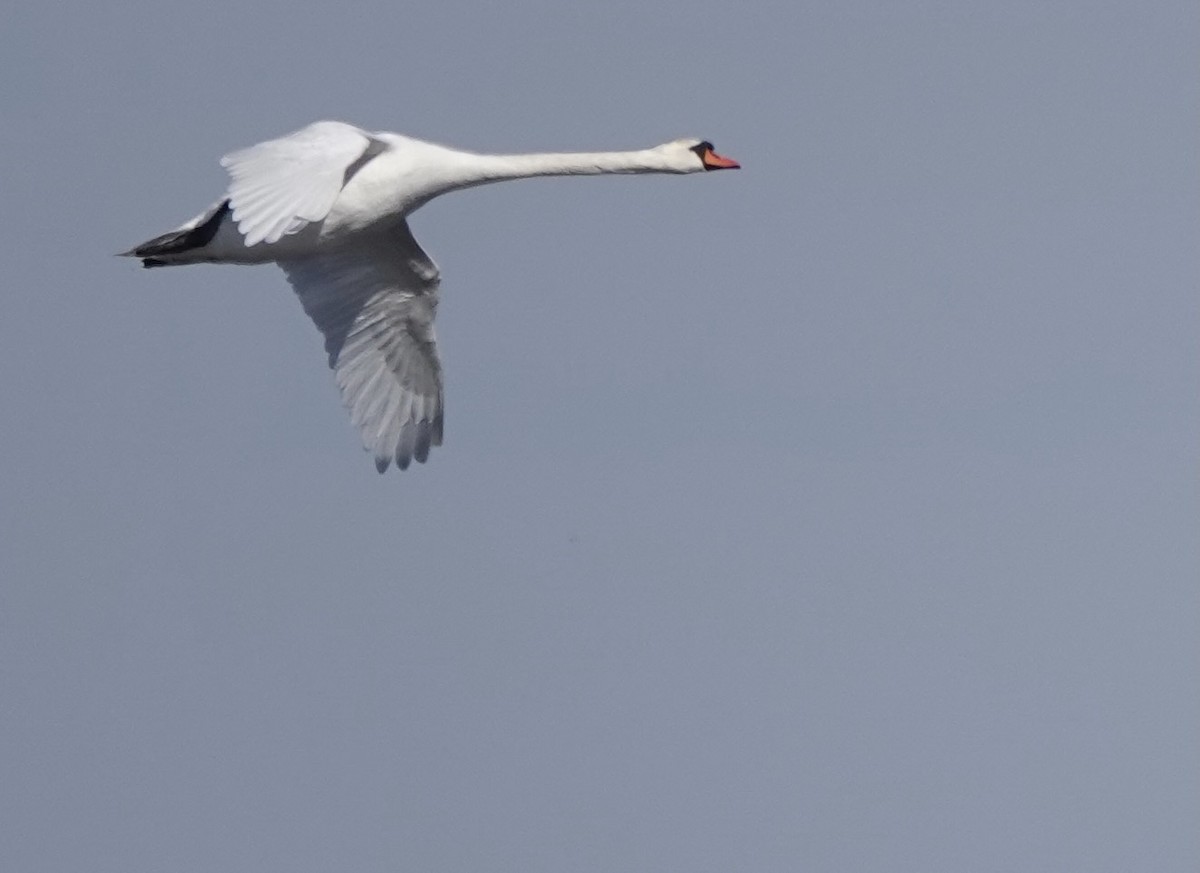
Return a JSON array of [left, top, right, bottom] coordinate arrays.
[[279, 221, 444, 473], [220, 121, 386, 247]]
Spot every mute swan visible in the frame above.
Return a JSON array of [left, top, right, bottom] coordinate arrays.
[[122, 121, 739, 473]]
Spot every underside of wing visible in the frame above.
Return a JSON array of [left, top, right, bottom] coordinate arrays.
[[279, 223, 444, 473], [220, 121, 386, 247]]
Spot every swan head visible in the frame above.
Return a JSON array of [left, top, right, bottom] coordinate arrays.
[[655, 138, 741, 173]]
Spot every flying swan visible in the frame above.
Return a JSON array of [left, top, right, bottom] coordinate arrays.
[[122, 121, 740, 472]]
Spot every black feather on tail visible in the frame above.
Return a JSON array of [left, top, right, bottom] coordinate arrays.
[[120, 200, 231, 267]]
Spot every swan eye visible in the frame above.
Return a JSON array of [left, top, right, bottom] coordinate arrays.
[[690, 141, 714, 157]]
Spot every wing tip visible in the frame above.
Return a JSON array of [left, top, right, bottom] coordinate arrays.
[[371, 421, 442, 474]]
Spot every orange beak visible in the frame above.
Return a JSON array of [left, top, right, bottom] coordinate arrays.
[[701, 147, 740, 170]]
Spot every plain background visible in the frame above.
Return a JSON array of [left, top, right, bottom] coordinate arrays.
[[2, 2, 1197, 871]]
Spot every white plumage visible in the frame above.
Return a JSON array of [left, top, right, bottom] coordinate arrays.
[[123, 121, 739, 472]]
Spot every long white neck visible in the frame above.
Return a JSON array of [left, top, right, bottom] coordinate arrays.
[[377, 138, 697, 216], [456, 148, 683, 184], [425, 147, 691, 201]]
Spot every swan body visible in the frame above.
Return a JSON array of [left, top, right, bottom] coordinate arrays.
[[123, 120, 739, 472]]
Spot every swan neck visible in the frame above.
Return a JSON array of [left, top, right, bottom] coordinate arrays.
[[459, 149, 674, 184]]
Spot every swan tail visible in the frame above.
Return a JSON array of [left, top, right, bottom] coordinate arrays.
[[119, 199, 231, 267]]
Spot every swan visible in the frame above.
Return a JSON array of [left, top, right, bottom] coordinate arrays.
[[122, 121, 740, 473]]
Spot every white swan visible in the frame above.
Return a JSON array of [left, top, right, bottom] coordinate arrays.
[[122, 121, 740, 472]]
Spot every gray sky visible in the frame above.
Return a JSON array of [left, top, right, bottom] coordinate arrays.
[[2, 2, 1197, 871]]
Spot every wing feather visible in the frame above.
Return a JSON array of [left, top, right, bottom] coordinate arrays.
[[279, 221, 444, 473], [221, 121, 385, 247]]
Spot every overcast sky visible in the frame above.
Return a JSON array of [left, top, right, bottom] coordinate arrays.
[[1, 2, 1197, 871]]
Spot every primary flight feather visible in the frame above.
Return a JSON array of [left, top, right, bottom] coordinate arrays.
[[122, 121, 740, 473]]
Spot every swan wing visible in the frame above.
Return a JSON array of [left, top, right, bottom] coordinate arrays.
[[220, 121, 386, 247], [280, 221, 444, 472]]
